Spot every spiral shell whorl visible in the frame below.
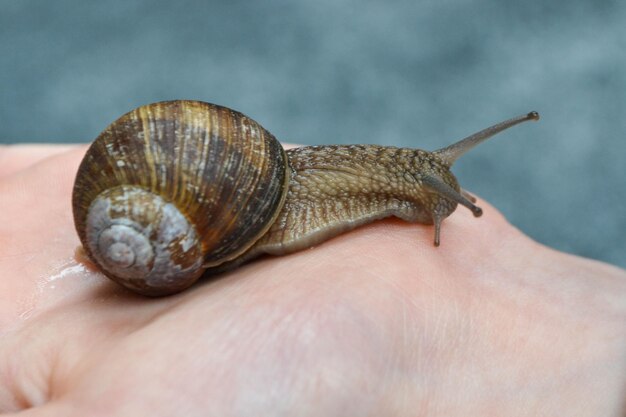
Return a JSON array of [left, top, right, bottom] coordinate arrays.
[[85, 186, 204, 295]]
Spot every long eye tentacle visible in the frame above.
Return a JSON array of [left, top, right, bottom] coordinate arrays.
[[434, 111, 539, 166]]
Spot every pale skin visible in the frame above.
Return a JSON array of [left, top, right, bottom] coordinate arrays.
[[0, 144, 625, 417]]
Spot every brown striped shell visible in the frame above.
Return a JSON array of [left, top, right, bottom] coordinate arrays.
[[72, 101, 288, 296]]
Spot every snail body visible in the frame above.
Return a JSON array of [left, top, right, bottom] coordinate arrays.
[[72, 100, 538, 296]]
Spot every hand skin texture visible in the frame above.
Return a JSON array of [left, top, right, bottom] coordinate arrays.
[[0, 144, 625, 417]]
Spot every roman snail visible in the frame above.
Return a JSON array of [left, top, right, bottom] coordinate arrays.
[[72, 100, 539, 296]]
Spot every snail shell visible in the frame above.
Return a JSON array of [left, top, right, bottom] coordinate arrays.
[[72, 101, 288, 295]]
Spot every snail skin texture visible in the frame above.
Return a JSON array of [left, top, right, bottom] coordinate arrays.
[[72, 100, 539, 296]]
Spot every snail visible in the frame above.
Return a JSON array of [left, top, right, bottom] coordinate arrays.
[[72, 100, 539, 296]]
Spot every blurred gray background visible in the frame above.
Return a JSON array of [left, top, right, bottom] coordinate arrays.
[[1, 0, 625, 268]]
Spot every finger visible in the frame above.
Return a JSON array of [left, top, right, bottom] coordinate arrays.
[[0, 141, 301, 324]]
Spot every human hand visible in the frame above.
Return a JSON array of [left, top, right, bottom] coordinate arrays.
[[1, 145, 625, 416]]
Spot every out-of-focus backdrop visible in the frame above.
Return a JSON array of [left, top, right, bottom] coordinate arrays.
[[1, 1, 624, 268]]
